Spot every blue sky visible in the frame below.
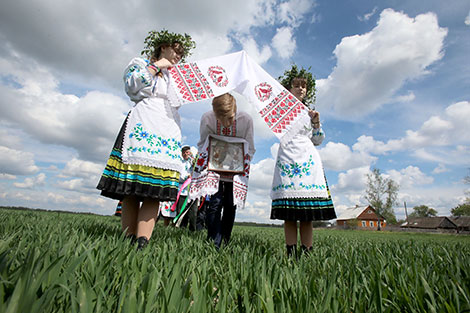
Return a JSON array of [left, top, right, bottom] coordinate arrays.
[[0, 0, 469, 223]]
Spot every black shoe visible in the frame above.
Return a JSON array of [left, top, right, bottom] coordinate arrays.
[[136, 236, 149, 250], [300, 245, 312, 256], [286, 244, 297, 258]]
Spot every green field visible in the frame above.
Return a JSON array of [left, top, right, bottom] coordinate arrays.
[[0, 207, 469, 312]]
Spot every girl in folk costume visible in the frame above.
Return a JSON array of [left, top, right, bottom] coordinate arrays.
[[97, 30, 196, 249], [270, 65, 336, 257]]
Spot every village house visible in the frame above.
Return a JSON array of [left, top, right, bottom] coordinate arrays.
[[451, 216, 470, 233], [336, 205, 386, 230], [401, 217, 458, 233]]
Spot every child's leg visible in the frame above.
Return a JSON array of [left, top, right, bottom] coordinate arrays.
[[283, 221, 298, 245], [136, 198, 159, 240], [121, 195, 139, 236], [163, 217, 171, 227], [299, 221, 313, 248]]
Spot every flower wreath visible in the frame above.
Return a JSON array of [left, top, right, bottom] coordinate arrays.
[[141, 29, 196, 63], [278, 64, 316, 108]]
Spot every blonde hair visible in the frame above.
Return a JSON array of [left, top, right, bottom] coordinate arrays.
[[212, 93, 237, 120]]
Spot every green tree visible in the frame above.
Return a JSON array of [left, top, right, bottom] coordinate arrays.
[[451, 169, 470, 217], [451, 203, 470, 217], [364, 168, 399, 228], [464, 169, 470, 203], [409, 205, 438, 218]]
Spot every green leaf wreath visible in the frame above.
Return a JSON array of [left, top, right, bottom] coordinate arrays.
[[141, 29, 196, 63]]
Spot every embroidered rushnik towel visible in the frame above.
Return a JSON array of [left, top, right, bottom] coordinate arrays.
[[167, 50, 311, 144]]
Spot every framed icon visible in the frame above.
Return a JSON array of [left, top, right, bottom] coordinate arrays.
[[207, 136, 245, 174]]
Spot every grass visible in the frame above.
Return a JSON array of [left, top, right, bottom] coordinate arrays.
[[0, 207, 469, 312]]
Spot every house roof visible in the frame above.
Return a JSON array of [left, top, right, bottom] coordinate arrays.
[[401, 217, 457, 229], [336, 205, 375, 220], [450, 216, 470, 227]]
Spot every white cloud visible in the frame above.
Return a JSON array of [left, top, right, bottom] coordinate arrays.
[[352, 135, 389, 155], [0, 59, 130, 163], [394, 91, 415, 103], [320, 142, 377, 171], [0, 146, 39, 175], [0, 0, 284, 90], [239, 37, 272, 65], [57, 178, 85, 191], [412, 145, 470, 165], [0, 174, 16, 180], [386, 166, 434, 189], [57, 158, 103, 192], [248, 158, 276, 197], [465, 10, 470, 26], [350, 101, 470, 161], [432, 163, 448, 174], [317, 9, 448, 118], [60, 158, 103, 179], [333, 166, 370, 193], [398, 185, 465, 218], [13, 173, 46, 188], [358, 7, 378, 22], [277, 0, 316, 27], [272, 27, 296, 59], [0, 128, 22, 149], [238, 201, 271, 222]]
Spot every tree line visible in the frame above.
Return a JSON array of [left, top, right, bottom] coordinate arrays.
[[364, 168, 470, 225]]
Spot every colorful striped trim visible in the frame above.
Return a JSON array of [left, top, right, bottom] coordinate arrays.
[[272, 198, 334, 209], [102, 150, 179, 188]]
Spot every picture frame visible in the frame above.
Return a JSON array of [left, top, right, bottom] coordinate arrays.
[[207, 136, 245, 174]]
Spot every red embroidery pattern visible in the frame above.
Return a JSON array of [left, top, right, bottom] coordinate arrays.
[[190, 172, 219, 194], [194, 152, 208, 173], [216, 120, 237, 137], [233, 180, 248, 201], [254, 82, 272, 102], [208, 66, 229, 87], [169, 64, 214, 102], [243, 154, 250, 176], [259, 91, 305, 134]]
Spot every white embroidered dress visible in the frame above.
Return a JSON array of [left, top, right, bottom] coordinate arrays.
[[122, 57, 183, 173], [270, 121, 329, 200]]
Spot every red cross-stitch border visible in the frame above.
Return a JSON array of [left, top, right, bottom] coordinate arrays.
[[259, 91, 305, 133], [169, 63, 214, 102]]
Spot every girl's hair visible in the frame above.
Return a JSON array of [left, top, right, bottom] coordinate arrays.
[[152, 42, 185, 60], [212, 93, 237, 119], [291, 77, 307, 88]]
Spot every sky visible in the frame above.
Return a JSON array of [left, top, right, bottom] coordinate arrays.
[[1, 0, 469, 224]]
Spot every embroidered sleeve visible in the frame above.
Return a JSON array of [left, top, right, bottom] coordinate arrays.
[[310, 124, 325, 146], [123, 58, 155, 103], [197, 112, 212, 153]]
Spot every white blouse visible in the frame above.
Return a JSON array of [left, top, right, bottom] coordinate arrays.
[[120, 57, 183, 173]]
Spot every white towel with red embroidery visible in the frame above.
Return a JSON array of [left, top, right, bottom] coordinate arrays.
[[189, 135, 250, 209], [166, 50, 311, 144]]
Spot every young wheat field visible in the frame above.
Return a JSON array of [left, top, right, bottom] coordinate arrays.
[[0, 207, 469, 312]]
